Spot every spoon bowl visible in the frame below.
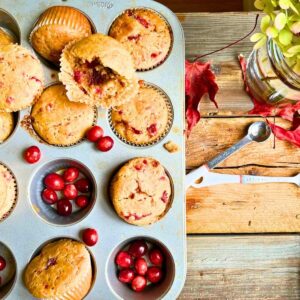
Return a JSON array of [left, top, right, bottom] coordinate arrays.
[[248, 121, 271, 142]]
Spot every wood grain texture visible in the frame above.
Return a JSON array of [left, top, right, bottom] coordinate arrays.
[[181, 12, 260, 115], [179, 235, 300, 299]]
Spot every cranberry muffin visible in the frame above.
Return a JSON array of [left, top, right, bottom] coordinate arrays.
[[0, 44, 44, 112], [59, 33, 139, 108], [110, 157, 172, 226], [31, 84, 95, 146], [109, 8, 172, 70], [24, 239, 92, 300], [30, 6, 92, 64], [110, 83, 171, 145], [0, 164, 17, 222], [0, 28, 14, 45], [0, 112, 14, 143]]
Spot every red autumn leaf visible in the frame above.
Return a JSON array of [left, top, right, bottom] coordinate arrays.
[[239, 54, 300, 147], [185, 60, 219, 135]]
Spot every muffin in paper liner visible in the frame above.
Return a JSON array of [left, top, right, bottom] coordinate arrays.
[[29, 5, 93, 64], [0, 28, 14, 45], [0, 111, 14, 143], [30, 83, 97, 147], [0, 44, 44, 112], [59, 33, 139, 109], [24, 239, 93, 300], [109, 8, 173, 71], [110, 157, 173, 226], [0, 163, 18, 222], [109, 82, 174, 147]]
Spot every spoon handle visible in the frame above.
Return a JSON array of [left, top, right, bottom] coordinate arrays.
[[207, 136, 252, 169]]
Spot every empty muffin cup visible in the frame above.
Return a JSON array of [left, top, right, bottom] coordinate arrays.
[[106, 236, 175, 300], [29, 158, 97, 226], [0, 8, 21, 44], [0, 241, 17, 299]]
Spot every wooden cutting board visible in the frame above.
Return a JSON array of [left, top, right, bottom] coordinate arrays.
[[182, 12, 300, 233]]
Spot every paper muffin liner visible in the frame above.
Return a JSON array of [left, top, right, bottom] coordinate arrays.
[[108, 82, 174, 148], [108, 7, 174, 72], [29, 5, 96, 65], [25, 82, 98, 148], [0, 162, 18, 222]]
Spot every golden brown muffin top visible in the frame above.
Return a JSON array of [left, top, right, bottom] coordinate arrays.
[[0, 28, 14, 45], [0, 112, 14, 143]]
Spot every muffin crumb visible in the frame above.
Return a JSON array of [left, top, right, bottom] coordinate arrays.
[[163, 141, 179, 153]]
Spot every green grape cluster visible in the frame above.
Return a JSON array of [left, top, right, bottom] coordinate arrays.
[[251, 0, 300, 73]]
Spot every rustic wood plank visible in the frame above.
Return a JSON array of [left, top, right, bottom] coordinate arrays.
[[186, 117, 300, 233], [179, 235, 300, 299], [180, 12, 261, 115]]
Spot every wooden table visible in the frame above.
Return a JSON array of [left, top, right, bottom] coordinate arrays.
[[179, 12, 300, 299]]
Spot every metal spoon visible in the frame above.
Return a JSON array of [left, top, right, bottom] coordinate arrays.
[[186, 121, 271, 189]]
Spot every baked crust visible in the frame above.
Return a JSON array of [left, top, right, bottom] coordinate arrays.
[[0, 112, 14, 143]]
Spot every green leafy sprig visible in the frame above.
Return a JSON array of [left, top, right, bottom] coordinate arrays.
[[251, 0, 300, 73]]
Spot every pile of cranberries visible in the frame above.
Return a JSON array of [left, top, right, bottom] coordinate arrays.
[[86, 125, 114, 152], [0, 255, 6, 286], [115, 239, 165, 292], [41, 167, 93, 216]]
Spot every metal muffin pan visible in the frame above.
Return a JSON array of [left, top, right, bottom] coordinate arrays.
[[0, 0, 186, 299]]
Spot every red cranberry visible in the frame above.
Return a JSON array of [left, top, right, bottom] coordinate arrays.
[[118, 269, 135, 283], [44, 173, 65, 191], [128, 240, 148, 258], [86, 126, 104, 142], [63, 184, 78, 199], [42, 188, 58, 205], [96, 136, 114, 152], [149, 248, 164, 266], [134, 258, 148, 275], [131, 275, 147, 292], [82, 228, 98, 246], [115, 251, 133, 268], [146, 266, 163, 283], [63, 167, 79, 182], [75, 195, 89, 208], [56, 199, 72, 216], [24, 146, 41, 164], [75, 178, 91, 193], [0, 256, 6, 271]]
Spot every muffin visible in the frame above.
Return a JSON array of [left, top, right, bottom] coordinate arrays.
[[0, 44, 44, 112], [59, 33, 139, 108], [30, 6, 92, 64], [24, 239, 92, 300], [0, 112, 14, 143], [110, 83, 172, 145], [109, 8, 172, 70], [110, 157, 172, 226], [31, 84, 95, 146], [0, 28, 14, 45], [0, 164, 17, 222]]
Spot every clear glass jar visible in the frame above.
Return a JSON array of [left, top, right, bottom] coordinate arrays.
[[246, 39, 300, 104]]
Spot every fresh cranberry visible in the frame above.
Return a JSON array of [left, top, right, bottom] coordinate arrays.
[[75, 195, 89, 208], [149, 248, 164, 266], [131, 275, 147, 292], [24, 146, 41, 164], [146, 266, 163, 283], [63, 167, 79, 182], [56, 199, 72, 216], [96, 136, 114, 152], [63, 184, 78, 199], [134, 258, 148, 275], [118, 269, 135, 283], [128, 240, 148, 258], [75, 178, 91, 193], [82, 228, 98, 246], [44, 173, 65, 191], [0, 256, 6, 271], [42, 188, 58, 205], [86, 126, 104, 142], [115, 251, 133, 268]]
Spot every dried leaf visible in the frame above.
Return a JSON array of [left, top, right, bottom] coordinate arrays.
[[185, 60, 219, 135]]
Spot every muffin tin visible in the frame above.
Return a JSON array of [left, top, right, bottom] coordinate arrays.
[[0, 0, 185, 299]]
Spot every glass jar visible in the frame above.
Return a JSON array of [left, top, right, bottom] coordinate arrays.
[[246, 39, 300, 104]]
